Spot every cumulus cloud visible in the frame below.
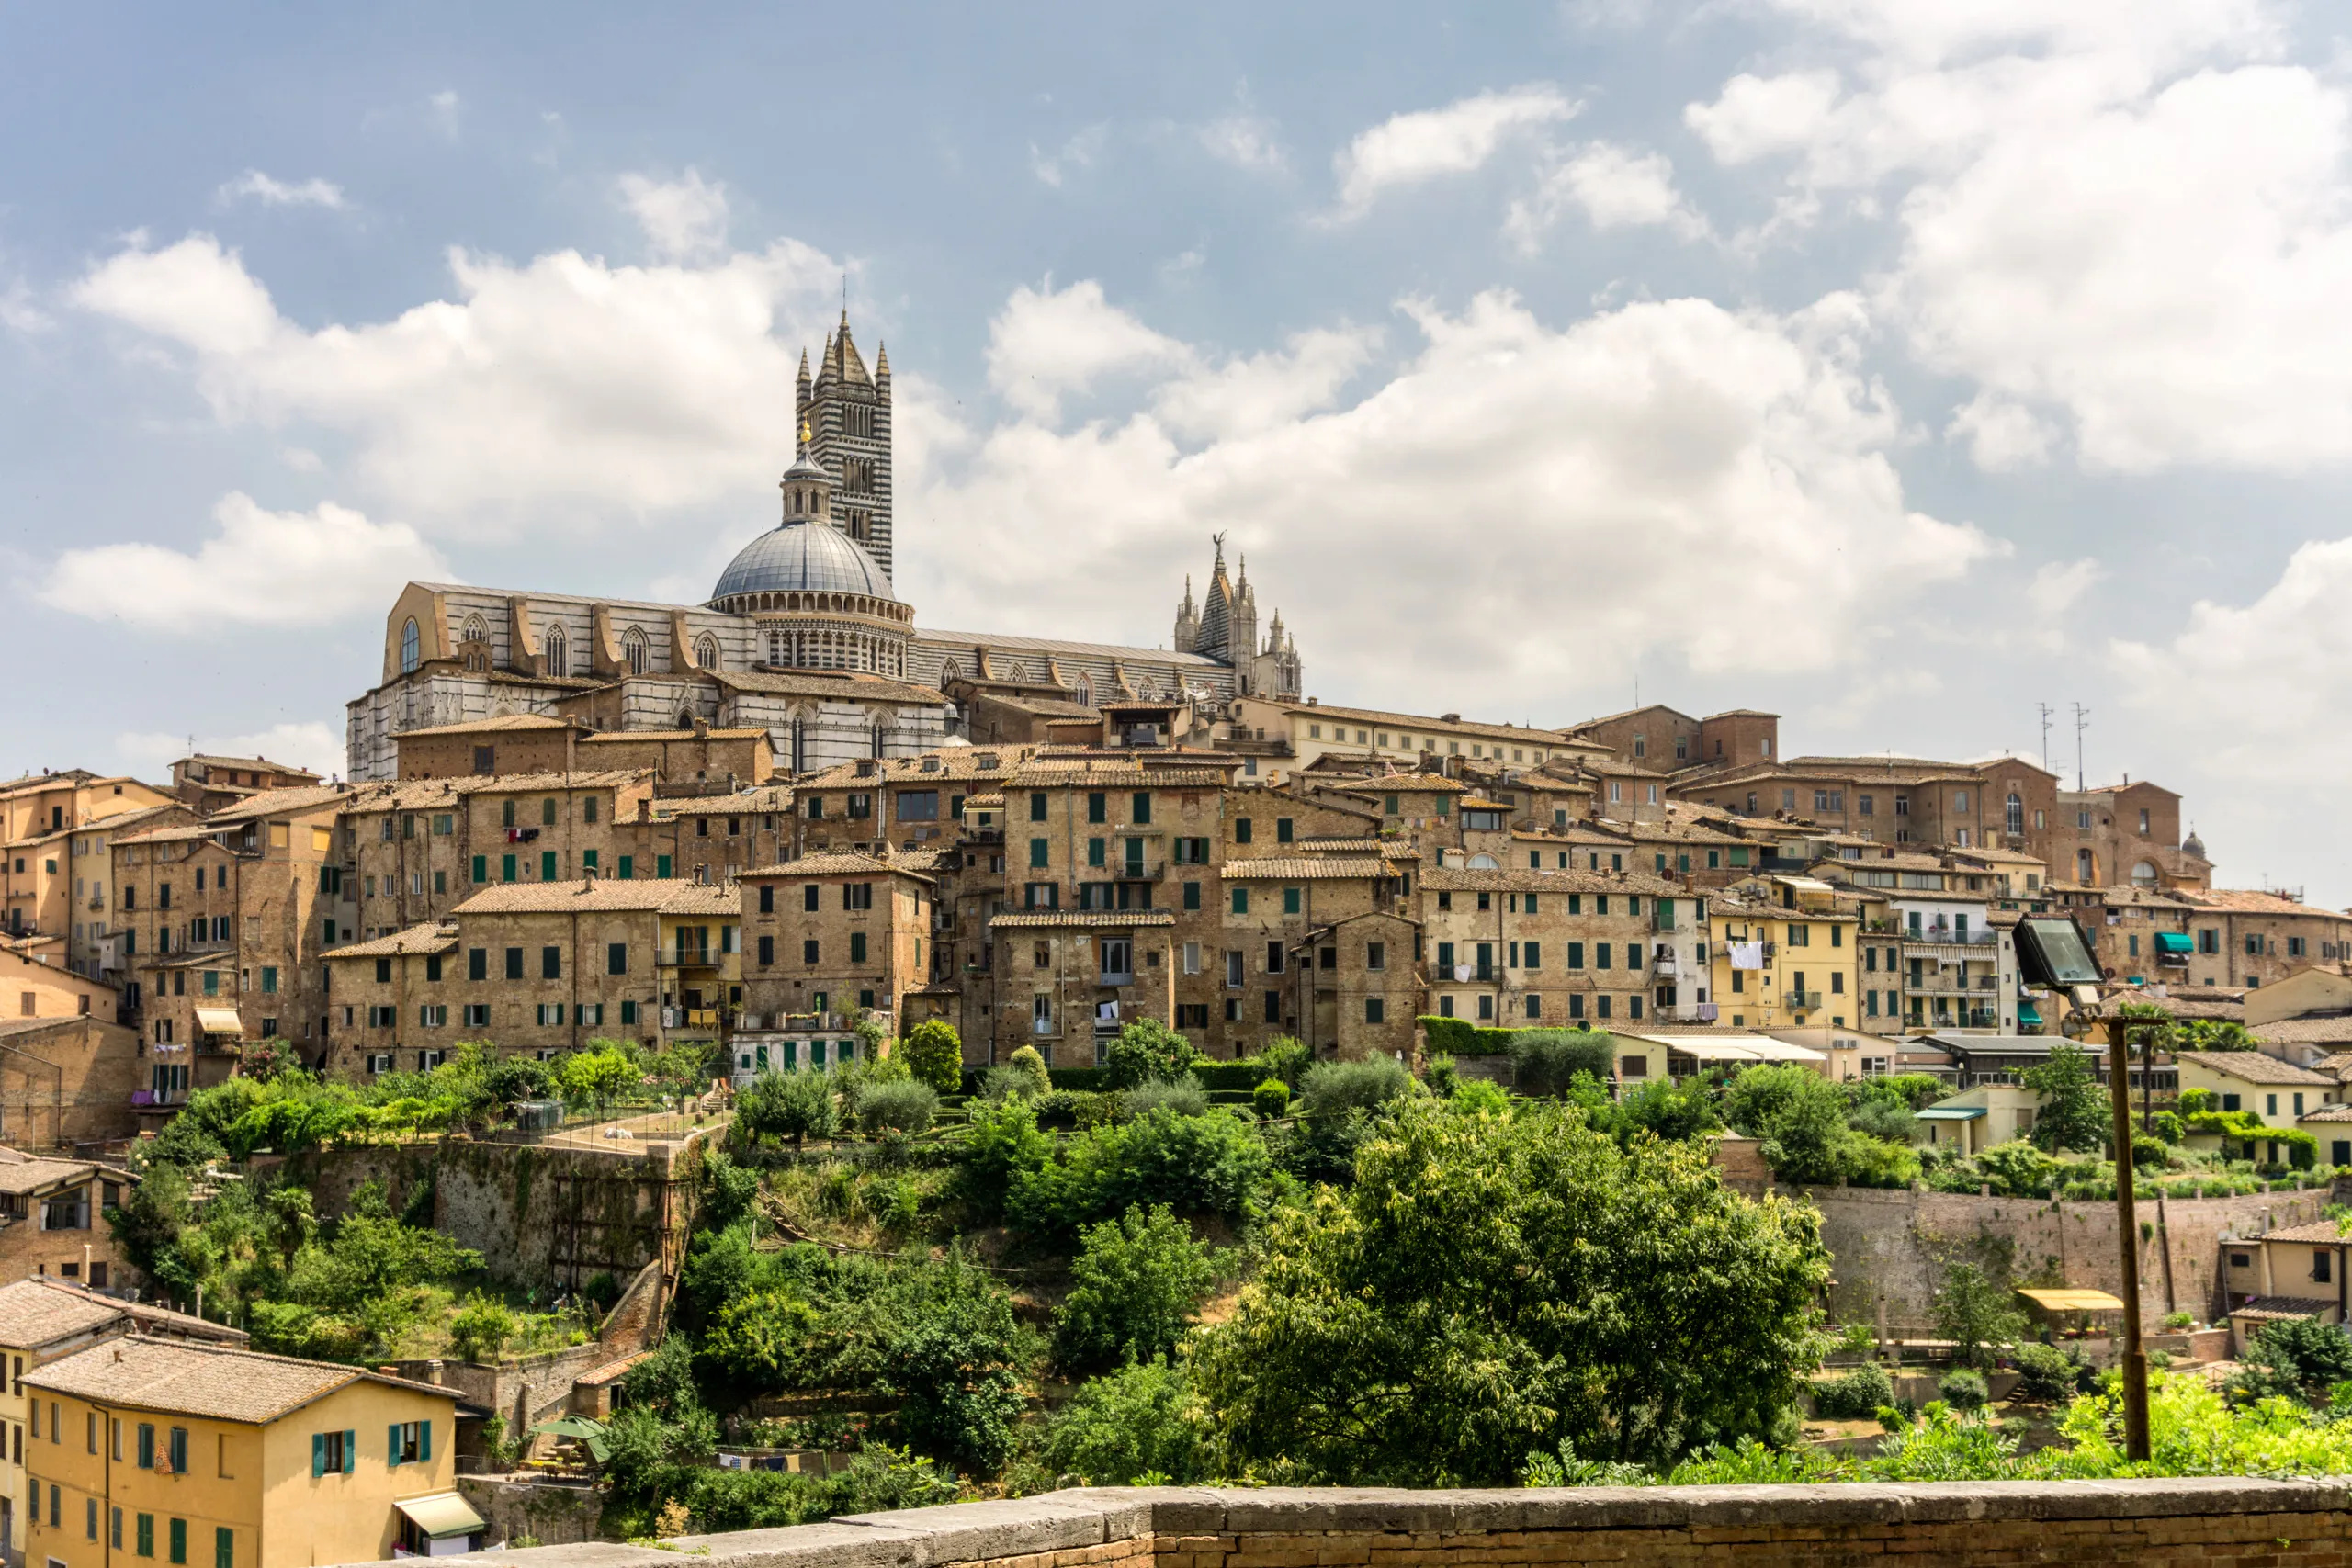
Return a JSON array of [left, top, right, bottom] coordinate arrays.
[[116, 721, 344, 783], [1198, 111, 1286, 174], [1507, 141, 1709, 250], [1030, 124, 1109, 187], [616, 169, 729, 261], [1687, 0, 2352, 474], [909, 283, 1993, 701], [2028, 558, 2105, 618], [40, 492, 448, 632], [217, 171, 347, 209], [986, 279, 1194, 422], [2112, 537, 2352, 780], [1332, 85, 1578, 217], [71, 231, 842, 525]]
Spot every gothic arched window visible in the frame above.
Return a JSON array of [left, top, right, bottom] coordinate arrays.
[[400, 618, 420, 674], [622, 626, 649, 676], [545, 626, 568, 676], [695, 634, 720, 671], [2005, 793, 2023, 837]]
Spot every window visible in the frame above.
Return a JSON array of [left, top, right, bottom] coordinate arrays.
[[1030, 792, 1048, 821], [1366, 942, 1385, 971], [1263, 990, 1281, 1023], [1283, 887, 1302, 915], [504, 947, 525, 979], [311, 1427, 355, 1476], [388, 1420, 430, 1466], [1234, 818, 1253, 844], [1029, 838, 1049, 869], [1365, 998, 1386, 1024], [897, 790, 939, 822], [400, 617, 420, 673], [217, 1527, 235, 1568], [1266, 942, 1285, 974]]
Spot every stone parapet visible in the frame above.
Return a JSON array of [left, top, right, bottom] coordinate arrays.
[[356, 1477, 2352, 1568]]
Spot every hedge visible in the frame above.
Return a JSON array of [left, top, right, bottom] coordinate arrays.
[[1418, 1016, 1519, 1055], [2185, 1108, 2317, 1164], [1193, 1061, 1267, 1091], [1046, 1066, 1110, 1092]]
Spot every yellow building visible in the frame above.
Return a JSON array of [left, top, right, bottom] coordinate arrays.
[[21, 1337, 476, 1568], [0, 1280, 245, 1562], [1709, 880, 1866, 1032], [2174, 1049, 2336, 1131]]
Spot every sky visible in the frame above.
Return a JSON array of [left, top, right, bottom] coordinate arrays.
[[4, 2, 2351, 899]]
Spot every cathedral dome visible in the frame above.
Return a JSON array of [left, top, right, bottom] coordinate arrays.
[[711, 522, 896, 603]]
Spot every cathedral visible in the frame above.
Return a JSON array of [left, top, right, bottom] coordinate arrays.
[[347, 315, 1305, 780]]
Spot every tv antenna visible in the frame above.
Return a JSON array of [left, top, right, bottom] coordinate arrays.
[[2037, 703, 2053, 775], [2071, 703, 2090, 792]]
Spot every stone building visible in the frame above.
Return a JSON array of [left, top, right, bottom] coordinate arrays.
[[2056, 780, 2211, 890], [0, 773, 177, 942], [0, 1015, 141, 1151], [167, 753, 321, 814], [735, 852, 934, 1076], [349, 320, 1305, 783], [1424, 867, 1692, 1030]]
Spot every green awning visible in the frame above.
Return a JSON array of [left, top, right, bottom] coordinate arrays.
[[2018, 1001, 2043, 1025], [393, 1493, 485, 1540], [2155, 932, 2194, 955], [1917, 1106, 1987, 1121]]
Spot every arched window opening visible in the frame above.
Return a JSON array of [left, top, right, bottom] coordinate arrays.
[[622, 626, 649, 676], [2132, 860, 2159, 887], [400, 618, 421, 674], [695, 634, 720, 671], [545, 626, 568, 676], [2005, 793, 2023, 837]]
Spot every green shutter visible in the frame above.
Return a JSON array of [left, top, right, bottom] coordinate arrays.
[[216, 1526, 234, 1568], [541, 850, 558, 880], [618, 854, 634, 878], [343, 1429, 355, 1474], [471, 854, 486, 883], [139, 1513, 153, 1557], [657, 855, 673, 878], [389, 1423, 401, 1466], [171, 1517, 187, 1565], [312, 1433, 324, 1477], [502, 853, 516, 882], [421, 1419, 432, 1461], [582, 848, 599, 870]]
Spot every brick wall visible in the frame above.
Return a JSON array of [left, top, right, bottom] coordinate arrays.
[[338, 1480, 2352, 1568]]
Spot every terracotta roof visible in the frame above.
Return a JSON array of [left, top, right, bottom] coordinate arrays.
[[1267, 701, 1573, 746], [206, 784, 362, 824], [1316, 773, 1471, 795], [2174, 1050, 2337, 1086], [2295, 1104, 2352, 1123], [708, 669, 947, 705], [797, 749, 1035, 788], [987, 911, 1177, 930], [343, 773, 651, 810], [1292, 839, 1410, 856], [26, 1337, 448, 1424], [453, 879, 730, 915], [577, 728, 771, 742], [2230, 1296, 2333, 1319], [741, 853, 927, 881], [2260, 1222, 2352, 1243], [964, 794, 1007, 808], [393, 714, 579, 738], [2182, 889, 2352, 921], [0, 1156, 113, 1197], [182, 753, 321, 774], [1422, 866, 1683, 897], [322, 923, 458, 961], [0, 1279, 242, 1351], [1009, 766, 1229, 789], [650, 786, 796, 817], [1220, 857, 1390, 881], [2253, 1018, 2352, 1046], [661, 885, 741, 917]]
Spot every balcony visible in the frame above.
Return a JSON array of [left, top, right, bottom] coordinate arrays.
[[660, 949, 718, 968], [1651, 950, 1679, 976], [1784, 990, 1822, 1011], [1113, 863, 1164, 882], [1902, 927, 2000, 948], [1098, 970, 1135, 988]]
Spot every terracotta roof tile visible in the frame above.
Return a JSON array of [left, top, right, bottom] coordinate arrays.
[[2174, 1050, 2337, 1086], [26, 1337, 447, 1424]]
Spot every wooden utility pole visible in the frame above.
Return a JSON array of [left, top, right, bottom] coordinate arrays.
[[2107, 1014, 2151, 1461]]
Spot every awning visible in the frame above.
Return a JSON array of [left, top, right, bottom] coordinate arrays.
[[194, 1008, 243, 1036], [1917, 1106, 1986, 1121], [2017, 1288, 2125, 1313], [2017, 1001, 2043, 1026], [393, 1493, 485, 1540], [2155, 932, 2195, 956]]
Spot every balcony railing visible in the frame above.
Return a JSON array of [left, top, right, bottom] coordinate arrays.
[[1099, 970, 1135, 988], [1903, 928, 2000, 946], [1651, 951, 1679, 976], [1784, 990, 1822, 1011]]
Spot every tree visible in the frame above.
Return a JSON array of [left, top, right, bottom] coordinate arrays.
[[559, 1045, 642, 1114], [1004, 1045, 1052, 1096], [1509, 1028, 1614, 1098], [958, 1099, 1054, 1221], [736, 1068, 839, 1148], [1052, 1204, 1224, 1373], [1723, 1065, 1917, 1188], [2181, 1019, 2256, 1052], [899, 1020, 964, 1095], [2020, 1043, 2109, 1153], [1932, 1261, 2025, 1370], [1103, 1018, 1198, 1088], [853, 1078, 939, 1138], [1190, 1097, 1830, 1482], [1042, 1356, 1208, 1483]]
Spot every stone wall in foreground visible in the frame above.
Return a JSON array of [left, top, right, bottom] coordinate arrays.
[[380, 1478, 2352, 1568]]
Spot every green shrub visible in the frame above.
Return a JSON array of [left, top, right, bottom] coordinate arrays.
[[2152, 1111, 2186, 1145], [979, 1066, 1039, 1100], [1248, 1036, 1314, 1085], [1040, 1356, 1207, 1484], [736, 1068, 840, 1147], [1509, 1029, 1613, 1096], [1103, 1019, 1198, 1088], [1253, 1079, 1293, 1119], [957, 1099, 1053, 1220], [1008, 1108, 1272, 1242], [1813, 1362, 1894, 1419], [2010, 1341, 2094, 1403], [1046, 1066, 1110, 1092], [854, 1078, 940, 1138], [1297, 1055, 1417, 1122], [899, 1021, 964, 1095], [1193, 1061, 1265, 1092], [1052, 1203, 1224, 1372], [1938, 1368, 1990, 1411], [1417, 1017, 1516, 1055], [1125, 1079, 1210, 1118], [449, 1292, 518, 1364], [2162, 1311, 2195, 1330], [1005, 1045, 1053, 1095]]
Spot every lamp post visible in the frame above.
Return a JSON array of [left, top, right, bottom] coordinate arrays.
[[2106, 1013, 2150, 1461]]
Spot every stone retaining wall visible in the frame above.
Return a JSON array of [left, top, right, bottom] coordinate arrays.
[[389, 1479, 2352, 1568]]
